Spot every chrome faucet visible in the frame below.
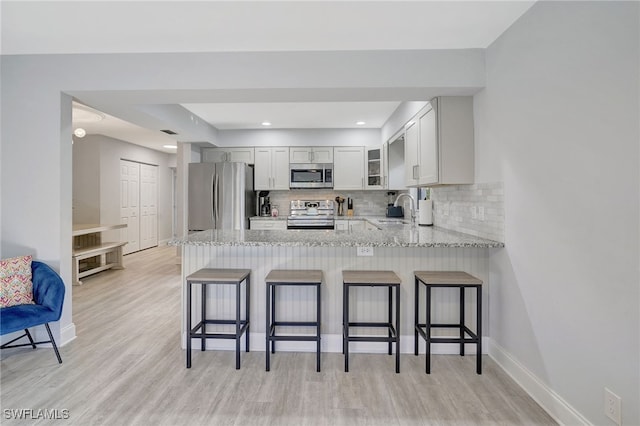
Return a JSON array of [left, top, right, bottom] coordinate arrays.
[[394, 193, 417, 225]]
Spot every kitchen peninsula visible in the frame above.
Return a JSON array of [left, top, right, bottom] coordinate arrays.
[[172, 222, 503, 354]]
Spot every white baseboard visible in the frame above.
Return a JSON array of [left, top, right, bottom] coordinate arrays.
[[181, 332, 489, 355], [489, 340, 591, 426], [60, 322, 77, 346]]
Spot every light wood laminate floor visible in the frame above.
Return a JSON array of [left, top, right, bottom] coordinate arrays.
[[1, 245, 556, 425]]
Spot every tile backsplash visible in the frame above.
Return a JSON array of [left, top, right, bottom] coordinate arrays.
[[266, 189, 401, 217], [261, 183, 504, 243], [430, 182, 504, 242]]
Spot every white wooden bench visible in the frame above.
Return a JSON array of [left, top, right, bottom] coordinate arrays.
[[73, 242, 127, 286], [72, 224, 127, 286]]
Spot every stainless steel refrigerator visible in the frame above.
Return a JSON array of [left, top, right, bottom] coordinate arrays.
[[188, 162, 255, 231]]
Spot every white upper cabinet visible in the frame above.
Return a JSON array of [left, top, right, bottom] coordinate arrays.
[[365, 145, 386, 190], [404, 118, 419, 187], [289, 147, 333, 163], [405, 96, 474, 187], [334, 146, 364, 190], [254, 147, 290, 190], [202, 147, 255, 164]]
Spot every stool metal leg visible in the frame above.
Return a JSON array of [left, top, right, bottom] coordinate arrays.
[[316, 283, 321, 372], [414, 277, 419, 356], [271, 284, 276, 354], [395, 284, 400, 374], [235, 280, 241, 370], [388, 285, 392, 355], [477, 286, 482, 375], [265, 282, 270, 371], [426, 284, 432, 374], [460, 286, 465, 357], [201, 283, 206, 351], [344, 283, 349, 373], [186, 281, 192, 368], [246, 275, 251, 352]]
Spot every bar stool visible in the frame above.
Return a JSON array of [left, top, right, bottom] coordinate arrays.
[[414, 271, 483, 374], [185, 268, 251, 370], [265, 269, 323, 372], [342, 270, 401, 373]]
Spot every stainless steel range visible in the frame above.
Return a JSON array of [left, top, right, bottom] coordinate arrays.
[[287, 200, 335, 230]]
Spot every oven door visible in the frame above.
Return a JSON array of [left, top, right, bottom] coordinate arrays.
[[287, 218, 335, 230], [289, 163, 333, 188]]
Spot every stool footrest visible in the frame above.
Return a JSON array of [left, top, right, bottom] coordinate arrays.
[[428, 336, 479, 344], [268, 335, 320, 342], [345, 336, 398, 343], [416, 323, 477, 337], [191, 321, 249, 336], [348, 321, 394, 328], [189, 331, 248, 340], [272, 321, 319, 327]]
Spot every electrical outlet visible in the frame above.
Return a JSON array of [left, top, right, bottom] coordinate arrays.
[[443, 202, 450, 216], [478, 206, 485, 221], [356, 247, 374, 256], [471, 206, 477, 219], [604, 388, 622, 425]]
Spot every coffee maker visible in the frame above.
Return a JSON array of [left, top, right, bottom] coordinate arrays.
[[258, 191, 271, 217]]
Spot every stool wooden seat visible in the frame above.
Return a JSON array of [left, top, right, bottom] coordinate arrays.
[[414, 271, 483, 374], [185, 268, 251, 369], [342, 270, 401, 373], [265, 269, 323, 372]]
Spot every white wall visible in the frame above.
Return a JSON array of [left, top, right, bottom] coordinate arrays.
[[98, 136, 175, 245], [72, 134, 175, 244], [72, 136, 101, 224], [475, 2, 639, 425], [381, 101, 429, 143]]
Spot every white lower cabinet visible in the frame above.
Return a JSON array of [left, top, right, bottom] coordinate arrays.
[[250, 219, 287, 230], [335, 219, 365, 231]]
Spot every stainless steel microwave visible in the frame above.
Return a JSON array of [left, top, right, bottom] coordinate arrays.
[[289, 163, 333, 188]]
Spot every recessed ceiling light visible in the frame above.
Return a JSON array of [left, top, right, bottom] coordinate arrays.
[[163, 145, 177, 149], [356, 121, 366, 126], [261, 121, 272, 126], [73, 128, 86, 138]]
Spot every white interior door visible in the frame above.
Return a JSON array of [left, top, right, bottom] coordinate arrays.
[[140, 164, 158, 250], [120, 160, 140, 254]]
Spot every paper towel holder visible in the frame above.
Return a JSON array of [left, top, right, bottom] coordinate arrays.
[[418, 193, 433, 226]]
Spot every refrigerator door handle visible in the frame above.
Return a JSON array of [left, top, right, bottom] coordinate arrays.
[[214, 174, 220, 226], [211, 173, 216, 227]]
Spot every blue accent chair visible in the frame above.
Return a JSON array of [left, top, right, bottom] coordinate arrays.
[[1, 261, 65, 363]]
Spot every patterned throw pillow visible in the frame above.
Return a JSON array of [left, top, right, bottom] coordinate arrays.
[[0, 255, 35, 308]]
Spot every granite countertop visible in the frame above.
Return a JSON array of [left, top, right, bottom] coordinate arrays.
[[250, 216, 287, 221], [172, 219, 504, 248]]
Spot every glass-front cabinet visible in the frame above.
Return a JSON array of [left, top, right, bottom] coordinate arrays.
[[365, 145, 387, 190]]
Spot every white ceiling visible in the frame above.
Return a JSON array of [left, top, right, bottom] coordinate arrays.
[[181, 102, 403, 130], [5, 1, 536, 152]]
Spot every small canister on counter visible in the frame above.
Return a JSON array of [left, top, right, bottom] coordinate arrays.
[[347, 197, 353, 216]]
